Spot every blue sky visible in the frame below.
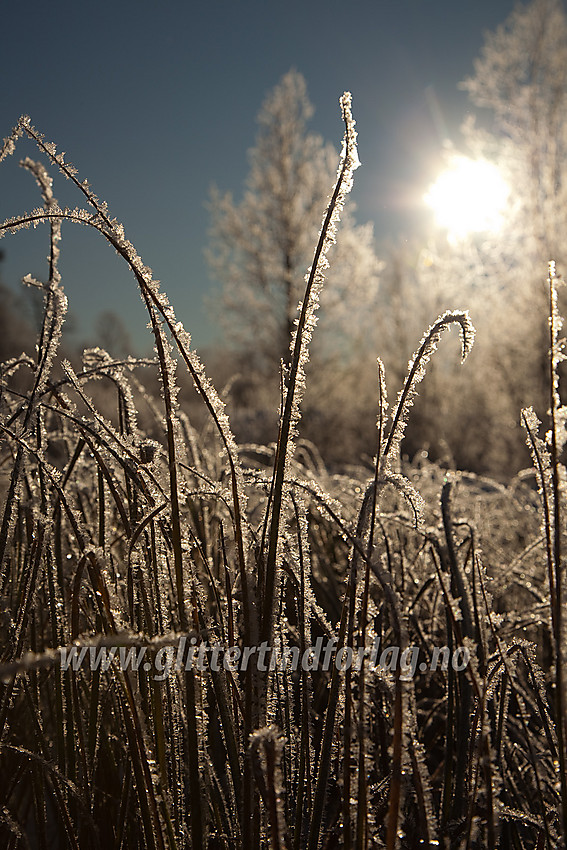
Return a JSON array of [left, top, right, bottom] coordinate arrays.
[[0, 0, 518, 354]]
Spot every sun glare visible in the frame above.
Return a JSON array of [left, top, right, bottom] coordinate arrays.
[[424, 156, 509, 240]]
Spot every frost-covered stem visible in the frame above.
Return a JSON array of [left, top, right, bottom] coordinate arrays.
[[343, 578, 355, 850], [0, 159, 66, 574], [19, 119, 115, 231], [441, 479, 473, 640], [344, 475, 379, 850], [521, 409, 557, 618], [260, 93, 358, 652], [355, 569, 370, 848], [547, 262, 567, 841], [291, 494, 311, 850], [20, 159, 64, 421], [185, 669, 204, 850], [307, 586, 350, 850], [383, 312, 474, 466], [0, 446, 24, 583], [356, 363, 386, 850], [441, 480, 472, 826], [149, 307, 186, 631], [367, 554, 410, 850], [386, 677, 404, 850]]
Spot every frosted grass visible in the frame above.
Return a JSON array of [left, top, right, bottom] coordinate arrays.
[[0, 95, 565, 850]]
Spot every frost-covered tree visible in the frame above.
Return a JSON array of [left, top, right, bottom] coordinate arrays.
[[373, 0, 567, 476], [365, 3, 567, 476], [457, 0, 567, 464], [207, 70, 382, 374], [461, 0, 567, 264]]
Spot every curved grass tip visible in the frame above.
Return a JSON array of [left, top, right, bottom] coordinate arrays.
[[442, 309, 476, 363]]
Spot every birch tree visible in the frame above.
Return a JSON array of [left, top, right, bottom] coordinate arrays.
[[367, 1, 567, 476], [207, 70, 382, 375], [459, 0, 567, 457], [461, 0, 567, 264]]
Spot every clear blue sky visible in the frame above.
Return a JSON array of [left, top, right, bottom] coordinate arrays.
[[0, 0, 518, 354]]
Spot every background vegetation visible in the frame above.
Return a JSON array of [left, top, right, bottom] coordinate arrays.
[[206, 0, 567, 479]]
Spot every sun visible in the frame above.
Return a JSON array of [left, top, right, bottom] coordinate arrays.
[[424, 155, 509, 240]]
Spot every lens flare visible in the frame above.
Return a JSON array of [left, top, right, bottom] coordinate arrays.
[[425, 156, 509, 240]]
